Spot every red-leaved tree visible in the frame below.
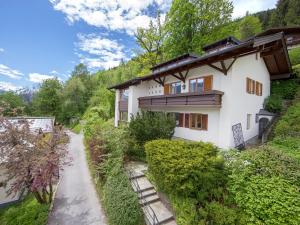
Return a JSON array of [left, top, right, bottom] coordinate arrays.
[[0, 108, 70, 204]]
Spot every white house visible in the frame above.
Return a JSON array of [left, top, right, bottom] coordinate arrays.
[[109, 32, 292, 149]]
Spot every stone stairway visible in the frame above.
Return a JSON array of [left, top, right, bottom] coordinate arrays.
[[128, 170, 177, 225]]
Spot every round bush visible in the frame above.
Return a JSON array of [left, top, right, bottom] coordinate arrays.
[[264, 95, 282, 113]]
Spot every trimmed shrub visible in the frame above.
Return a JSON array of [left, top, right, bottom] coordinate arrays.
[[103, 163, 143, 225], [230, 175, 300, 225], [264, 95, 282, 113], [145, 140, 225, 200], [227, 148, 300, 224]]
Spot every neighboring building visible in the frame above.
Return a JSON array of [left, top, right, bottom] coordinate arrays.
[[255, 26, 300, 49], [109, 32, 292, 149]]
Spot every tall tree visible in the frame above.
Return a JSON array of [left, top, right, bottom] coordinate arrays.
[[32, 78, 62, 119], [239, 15, 262, 40], [270, 0, 290, 27], [61, 77, 86, 124], [164, 0, 233, 58], [285, 0, 300, 25], [135, 11, 166, 67]]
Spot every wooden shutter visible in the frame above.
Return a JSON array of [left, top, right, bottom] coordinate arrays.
[[255, 81, 259, 95], [164, 84, 170, 95], [246, 78, 250, 93], [202, 114, 208, 130], [204, 76, 213, 92], [259, 83, 262, 96], [179, 113, 184, 127], [251, 80, 255, 94], [184, 114, 189, 128]]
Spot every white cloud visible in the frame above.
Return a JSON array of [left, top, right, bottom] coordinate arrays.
[[0, 81, 21, 91], [50, 70, 59, 74], [0, 48, 4, 52], [0, 64, 23, 79], [49, 0, 171, 35], [28, 73, 55, 83], [76, 33, 128, 69], [232, 0, 277, 18]]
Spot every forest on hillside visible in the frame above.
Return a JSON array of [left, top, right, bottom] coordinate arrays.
[[0, 0, 299, 125]]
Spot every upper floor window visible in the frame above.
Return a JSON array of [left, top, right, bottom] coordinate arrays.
[[120, 89, 129, 100], [170, 82, 181, 94], [246, 78, 262, 96], [190, 78, 204, 93], [189, 76, 212, 93]]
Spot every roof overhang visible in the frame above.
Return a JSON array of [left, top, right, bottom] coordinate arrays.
[[109, 33, 292, 90]]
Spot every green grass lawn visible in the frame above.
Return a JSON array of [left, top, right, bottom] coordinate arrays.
[[0, 195, 50, 225]]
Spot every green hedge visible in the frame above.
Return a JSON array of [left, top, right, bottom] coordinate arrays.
[[264, 95, 283, 113], [271, 79, 298, 100], [227, 147, 300, 224], [102, 159, 143, 225], [83, 119, 143, 225], [0, 195, 49, 225], [145, 139, 225, 200]]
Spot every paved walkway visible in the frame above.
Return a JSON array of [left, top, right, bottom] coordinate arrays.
[[48, 131, 107, 225]]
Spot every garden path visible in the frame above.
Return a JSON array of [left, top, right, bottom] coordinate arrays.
[[47, 131, 107, 225]]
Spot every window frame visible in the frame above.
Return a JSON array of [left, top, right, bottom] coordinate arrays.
[[189, 77, 205, 93], [119, 111, 128, 122], [169, 81, 182, 94], [189, 113, 208, 130]]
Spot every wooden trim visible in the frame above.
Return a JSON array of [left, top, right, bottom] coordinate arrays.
[[189, 113, 208, 131]]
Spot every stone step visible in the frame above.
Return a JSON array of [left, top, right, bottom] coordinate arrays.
[[129, 172, 145, 179], [138, 188, 157, 199], [131, 177, 154, 192], [143, 201, 175, 225], [140, 194, 160, 205]]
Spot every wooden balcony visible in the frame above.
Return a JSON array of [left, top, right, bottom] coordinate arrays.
[[139, 90, 224, 108]]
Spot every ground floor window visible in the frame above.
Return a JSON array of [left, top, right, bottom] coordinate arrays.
[[120, 111, 128, 121], [173, 113, 208, 130], [247, 114, 251, 130], [190, 113, 208, 130]]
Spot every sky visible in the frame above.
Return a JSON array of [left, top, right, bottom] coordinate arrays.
[[0, 0, 277, 91]]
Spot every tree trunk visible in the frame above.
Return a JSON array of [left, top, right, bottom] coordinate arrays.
[[33, 191, 45, 204]]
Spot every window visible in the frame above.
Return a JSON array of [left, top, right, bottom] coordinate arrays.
[[190, 113, 208, 130], [255, 81, 263, 96], [170, 82, 181, 94], [247, 78, 262, 95], [174, 113, 184, 127], [120, 89, 129, 100], [247, 114, 251, 130], [120, 111, 128, 121], [189, 78, 204, 93]]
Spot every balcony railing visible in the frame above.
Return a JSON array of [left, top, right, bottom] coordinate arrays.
[[139, 90, 223, 108]]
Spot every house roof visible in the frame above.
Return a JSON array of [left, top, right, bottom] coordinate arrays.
[[202, 36, 241, 52], [109, 32, 292, 90], [150, 53, 200, 71]]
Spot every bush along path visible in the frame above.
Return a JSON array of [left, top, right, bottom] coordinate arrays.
[[47, 131, 107, 225], [126, 162, 177, 225]]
